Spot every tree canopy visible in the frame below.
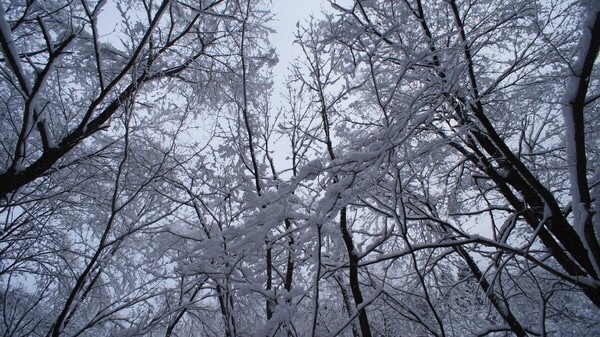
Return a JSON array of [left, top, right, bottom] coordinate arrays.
[[0, 0, 599, 336]]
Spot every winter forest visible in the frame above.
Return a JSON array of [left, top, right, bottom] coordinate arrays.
[[1, 0, 599, 336]]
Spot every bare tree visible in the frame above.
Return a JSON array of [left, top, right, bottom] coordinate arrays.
[[0, 0, 225, 198], [0, 1, 277, 336], [1, 0, 599, 335], [286, 0, 600, 335]]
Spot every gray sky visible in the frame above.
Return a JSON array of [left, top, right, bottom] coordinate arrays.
[[270, 0, 327, 84], [97, 0, 332, 97]]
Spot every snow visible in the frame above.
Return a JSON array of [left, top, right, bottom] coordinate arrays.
[[296, 159, 323, 181], [2, 1, 599, 336], [0, 3, 33, 93], [561, 0, 598, 244]]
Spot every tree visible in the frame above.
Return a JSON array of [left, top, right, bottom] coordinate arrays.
[[0, 0, 275, 336], [0, 0, 224, 198], [287, 0, 600, 335], [1, 0, 599, 335]]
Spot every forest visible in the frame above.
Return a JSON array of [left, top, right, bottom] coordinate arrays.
[[0, 0, 599, 336]]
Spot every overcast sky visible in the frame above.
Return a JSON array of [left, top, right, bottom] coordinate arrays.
[[269, 0, 327, 83], [96, 0, 338, 113]]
